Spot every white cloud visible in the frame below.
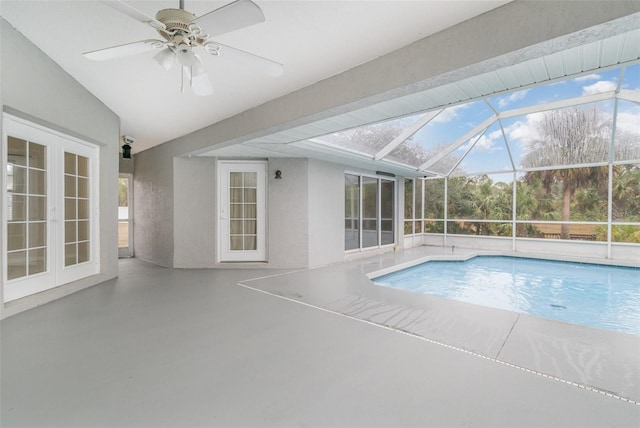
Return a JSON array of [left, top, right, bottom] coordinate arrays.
[[497, 89, 530, 109], [582, 80, 617, 95], [473, 135, 495, 151], [432, 104, 468, 123], [504, 113, 544, 149], [574, 73, 601, 82]]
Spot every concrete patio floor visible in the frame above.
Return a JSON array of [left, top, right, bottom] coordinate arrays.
[[2, 248, 639, 427]]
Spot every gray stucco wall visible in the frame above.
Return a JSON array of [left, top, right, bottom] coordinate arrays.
[[308, 159, 344, 268], [267, 158, 309, 268], [133, 0, 640, 268], [133, 143, 174, 267], [173, 157, 216, 268], [1, 19, 120, 318]]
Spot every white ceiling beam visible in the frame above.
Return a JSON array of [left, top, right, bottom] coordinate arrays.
[[418, 115, 496, 171], [617, 89, 640, 104], [374, 109, 443, 160]]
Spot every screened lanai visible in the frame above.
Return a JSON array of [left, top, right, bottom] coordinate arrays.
[[248, 28, 639, 255], [340, 63, 640, 258], [202, 27, 640, 259], [338, 61, 640, 254]]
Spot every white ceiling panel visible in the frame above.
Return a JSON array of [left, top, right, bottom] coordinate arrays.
[[621, 30, 640, 61], [562, 46, 584, 75], [527, 57, 550, 83], [601, 36, 624, 65], [581, 43, 602, 71], [543, 51, 566, 79]]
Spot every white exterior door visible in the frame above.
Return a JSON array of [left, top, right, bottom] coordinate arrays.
[[218, 161, 266, 262], [3, 115, 99, 302]]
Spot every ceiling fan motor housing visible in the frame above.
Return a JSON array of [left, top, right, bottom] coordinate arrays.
[[155, 9, 198, 40]]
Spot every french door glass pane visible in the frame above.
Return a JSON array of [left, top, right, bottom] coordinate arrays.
[[64, 152, 90, 266], [5, 137, 47, 280], [228, 171, 258, 251]]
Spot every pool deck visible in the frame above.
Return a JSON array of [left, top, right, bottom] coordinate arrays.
[[2, 246, 639, 426], [243, 246, 640, 404]]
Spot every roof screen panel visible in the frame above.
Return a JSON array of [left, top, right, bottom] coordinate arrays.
[[387, 101, 494, 167], [614, 99, 640, 162], [504, 100, 616, 169], [313, 112, 424, 157], [452, 122, 514, 176], [621, 63, 640, 91], [487, 68, 621, 112], [385, 100, 494, 168]]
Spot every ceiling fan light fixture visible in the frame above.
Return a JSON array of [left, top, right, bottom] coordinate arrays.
[[153, 47, 175, 70], [175, 43, 197, 66]]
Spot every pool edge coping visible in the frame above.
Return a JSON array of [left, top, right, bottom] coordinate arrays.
[[366, 250, 640, 280]]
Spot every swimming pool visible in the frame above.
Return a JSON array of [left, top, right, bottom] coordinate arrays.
[[372, 256, 640, 335]]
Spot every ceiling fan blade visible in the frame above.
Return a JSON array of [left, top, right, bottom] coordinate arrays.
[[208, 43, 283, 77], [186, 58, 214, 96], [99, 0, 166, 31], [83, 40, 165, 61], [191, 0, 265, 37]]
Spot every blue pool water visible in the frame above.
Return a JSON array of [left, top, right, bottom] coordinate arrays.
[[373, 256, 640, 335]]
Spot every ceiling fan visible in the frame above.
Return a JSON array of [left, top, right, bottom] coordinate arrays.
[[83, 0, 284, 96]]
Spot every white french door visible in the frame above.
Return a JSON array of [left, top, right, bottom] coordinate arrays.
[[2, 115, 99, 302], [218, 161, 266, 262]]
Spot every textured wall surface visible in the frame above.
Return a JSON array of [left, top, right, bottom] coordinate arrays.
[[173, 157, 216, 268], [1, 19, 120, 318], [308, 159, 344, 268], [267, 158, 309, 268]]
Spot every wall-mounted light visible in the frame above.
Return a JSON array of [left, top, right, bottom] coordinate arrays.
[[122, 144, 132, 159], [121, 135, 135, 159], [275, 170, 282, 179]]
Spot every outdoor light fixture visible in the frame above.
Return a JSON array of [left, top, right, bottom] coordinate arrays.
[[376, 171, 395, 178], [275, 170, 282, 179], [122, 144, 132, 159], [122, 136, 135, 159]]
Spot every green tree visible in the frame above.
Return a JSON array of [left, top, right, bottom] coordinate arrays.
[[521, 107, 611, 238]]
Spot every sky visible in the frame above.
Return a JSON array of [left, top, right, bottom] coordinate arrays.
[[317, 62, 640, 179]]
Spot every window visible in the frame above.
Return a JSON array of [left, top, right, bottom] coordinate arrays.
[[344, 173, 395, 250]]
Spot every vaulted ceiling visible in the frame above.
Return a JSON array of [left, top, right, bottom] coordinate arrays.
[[0, 0, 512, 152]]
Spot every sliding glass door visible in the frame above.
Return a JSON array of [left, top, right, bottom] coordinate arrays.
[[344, 173, 395, 251]]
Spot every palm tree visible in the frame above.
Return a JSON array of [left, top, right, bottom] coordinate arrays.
[[521, 107, 611, 238]]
